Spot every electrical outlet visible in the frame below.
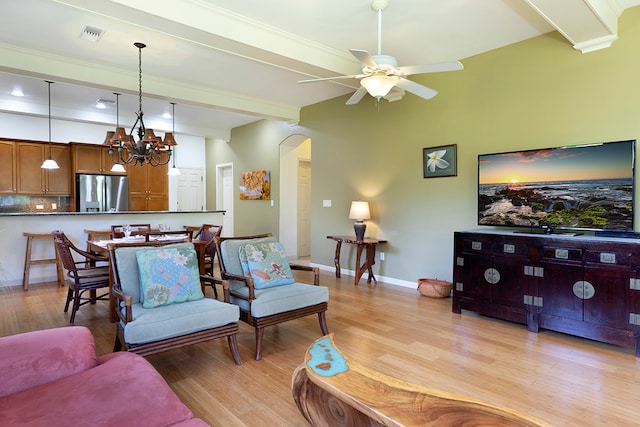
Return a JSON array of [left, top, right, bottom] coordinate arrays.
[[379, 252, 385, 261], [322, 200, 332, 207]]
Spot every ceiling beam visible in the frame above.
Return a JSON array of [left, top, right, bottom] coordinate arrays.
[[0, 42, 300, 126], [54, 0, 361, 80], [525, 0, 624, 53]]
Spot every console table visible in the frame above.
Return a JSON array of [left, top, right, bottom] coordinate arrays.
[[453, 230, 640, 356], [327, 235, 387, 285]]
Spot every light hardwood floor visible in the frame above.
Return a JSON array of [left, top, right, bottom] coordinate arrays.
[[1, 270, 638, 426]]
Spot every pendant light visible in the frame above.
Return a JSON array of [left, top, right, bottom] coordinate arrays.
[[103, 42, 175, 167], [40, 80, 60, 169], [167, 102, 180, 176], [108, 92, 126, 173]]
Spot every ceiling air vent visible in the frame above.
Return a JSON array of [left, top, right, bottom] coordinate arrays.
[[79, 26, 105, 42]]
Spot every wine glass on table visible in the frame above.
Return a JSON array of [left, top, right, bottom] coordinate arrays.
[[158, 224, 169, 239]]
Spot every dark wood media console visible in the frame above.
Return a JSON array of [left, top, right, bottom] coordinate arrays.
[[452, 231, 640, 356]]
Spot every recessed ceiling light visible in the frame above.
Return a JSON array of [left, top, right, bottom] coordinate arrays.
[[96, 98, 115, 109], [11, 88, 24, 97], [79, 25, 105, 42], [162, 112, 172, 119]]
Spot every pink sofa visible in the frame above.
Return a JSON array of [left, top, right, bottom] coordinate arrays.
[[0, 326, 208, 426]]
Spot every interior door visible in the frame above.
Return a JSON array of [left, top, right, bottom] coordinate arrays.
[[177, 168, 204, 211], [217, 163, 234, 237], [297, 160, 311, 257]]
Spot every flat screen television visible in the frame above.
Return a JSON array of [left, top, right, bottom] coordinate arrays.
[[477, 139, 636, 233]]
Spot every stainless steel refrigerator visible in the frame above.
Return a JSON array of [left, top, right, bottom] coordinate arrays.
[[76, 174, 129, 212]]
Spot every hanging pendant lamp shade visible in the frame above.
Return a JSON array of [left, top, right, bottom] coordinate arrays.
[[103, 131, 115, 144], [111, 127, 129, 143], [163, 132, 177, 146], [41, 80, 59, 170]]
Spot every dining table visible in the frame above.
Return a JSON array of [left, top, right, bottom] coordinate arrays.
[[87, 235, 208, 322]]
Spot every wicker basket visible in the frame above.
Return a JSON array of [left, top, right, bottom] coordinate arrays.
[[417, 278, 452, 298]]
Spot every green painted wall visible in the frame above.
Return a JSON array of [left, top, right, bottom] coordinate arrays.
[[208, 7, 640, 285]]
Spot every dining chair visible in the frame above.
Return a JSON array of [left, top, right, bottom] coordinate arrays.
[[215, 233, 329, 360], [110, 224, 151, 239], [194, 224, 222, 276], [52, 230, 110, 324]]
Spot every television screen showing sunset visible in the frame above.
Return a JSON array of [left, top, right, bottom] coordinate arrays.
[[477, 140, 635, 231]]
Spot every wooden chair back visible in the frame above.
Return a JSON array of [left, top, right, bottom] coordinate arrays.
[[52, 230, 110, 323], [194, 224, 222, 255]]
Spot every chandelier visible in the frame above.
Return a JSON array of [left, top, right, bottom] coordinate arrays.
[[103, 42, 176, 167]]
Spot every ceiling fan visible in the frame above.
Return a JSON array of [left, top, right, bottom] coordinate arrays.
[[298, 0, 464, 105]]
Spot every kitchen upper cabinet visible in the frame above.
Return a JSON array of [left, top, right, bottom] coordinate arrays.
[[127, 161, 168, 211], [0, 141, 16, 194], [72, 143, 126, 175], [16, 142, 71, 195]]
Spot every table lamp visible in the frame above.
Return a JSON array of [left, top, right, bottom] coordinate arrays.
[[349, 201, 370, 241]]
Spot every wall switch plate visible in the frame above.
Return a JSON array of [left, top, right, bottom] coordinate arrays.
[[379, 252, 385, 260], [322, 199, 332, 207], [270, 200, 274, 207]]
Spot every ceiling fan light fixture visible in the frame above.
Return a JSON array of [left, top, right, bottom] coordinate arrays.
[[361, 75, 398, 99]]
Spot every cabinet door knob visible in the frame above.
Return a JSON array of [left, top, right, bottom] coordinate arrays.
[[484, 268, 500, 285], [572, 281, 595, 300]]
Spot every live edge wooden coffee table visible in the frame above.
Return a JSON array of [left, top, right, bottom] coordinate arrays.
[[326, 235, 387, 285]]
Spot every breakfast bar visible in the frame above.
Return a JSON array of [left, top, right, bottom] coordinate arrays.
[[0, 210, 224, 288]]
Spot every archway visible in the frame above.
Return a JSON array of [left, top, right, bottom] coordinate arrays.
[[279, 134, 312, 259]]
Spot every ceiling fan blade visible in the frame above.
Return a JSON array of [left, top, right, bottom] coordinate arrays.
[[395, 78, 438, 100], [298, 74, 363, 83], [349, 49, 378, 68], [345, 86, 368, 105], [395, 61, 463, 76]]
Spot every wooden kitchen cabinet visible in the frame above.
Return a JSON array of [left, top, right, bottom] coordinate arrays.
[[453, 231, 640, 356], [15, 142, 70, 195], [127, 161, 168, 211], [71, 143, 126, 174], [0, 141, 17, 194]]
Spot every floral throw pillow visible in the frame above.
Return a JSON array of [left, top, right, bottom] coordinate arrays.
[[239, 242, 295, 289], [136, 247, 204, 308]]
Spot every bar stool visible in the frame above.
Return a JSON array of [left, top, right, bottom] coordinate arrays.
[[22, 232, 64, 290]]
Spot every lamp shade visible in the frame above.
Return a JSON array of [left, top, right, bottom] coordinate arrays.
[[110, 163, 126, 173], [41, 158, 60, 169], [360, 75, 398, 98], [349, 201, 371, 221]]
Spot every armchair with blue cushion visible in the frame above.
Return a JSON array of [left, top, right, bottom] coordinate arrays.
[[215, 233, 329, 360], [107, 240, 242, 364]]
